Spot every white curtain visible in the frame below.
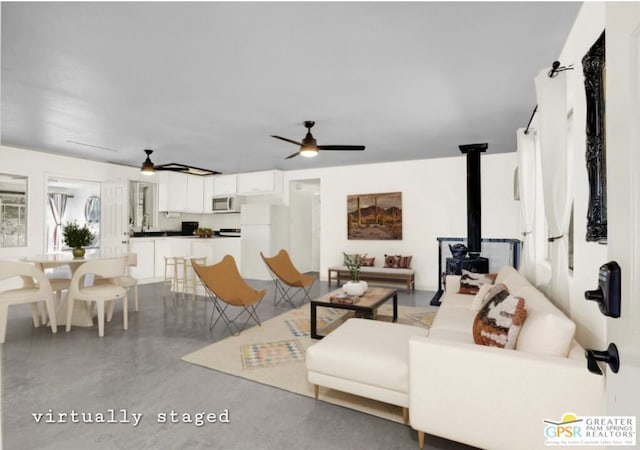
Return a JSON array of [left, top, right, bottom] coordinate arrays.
[[516, 128, 537, 281], [534, 67, 572, 312], [48, 193, 69, 251]]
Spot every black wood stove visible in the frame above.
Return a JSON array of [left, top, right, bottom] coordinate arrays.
[[445, 143, 489, 275]]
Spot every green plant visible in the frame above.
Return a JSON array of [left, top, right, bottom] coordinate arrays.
[[196, 227, 213, 237], [62, 221, 95, 248], [343, 252, 366, 282]]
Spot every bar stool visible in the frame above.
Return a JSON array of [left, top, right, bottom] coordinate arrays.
[[163, 256, 188, 298], [184, 256, 206, 300]]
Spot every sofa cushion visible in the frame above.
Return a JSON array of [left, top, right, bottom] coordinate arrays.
[[430, 302, 478, 334], [427, 327, 473, 343], [458, 270, 497, 295], [306, 319, 426, 393], [470, 283, 494, 311], [444, 275, 461, 295], [473, 291, 527, 349], [439, 266, 577, 357], [495, 265, 531, 293]]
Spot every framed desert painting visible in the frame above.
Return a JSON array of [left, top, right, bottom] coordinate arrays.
[[347, 192, 402, 240]]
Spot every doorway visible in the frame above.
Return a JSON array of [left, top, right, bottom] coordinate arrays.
[[45, 177, 101, 253], [288, 179, 320, 272]]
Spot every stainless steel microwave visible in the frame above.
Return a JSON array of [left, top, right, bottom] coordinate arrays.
[[212, 196, 242, 213]]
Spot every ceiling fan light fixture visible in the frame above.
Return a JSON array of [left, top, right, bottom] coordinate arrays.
[[300, 146, 319, 158], [141, 149, 156, 175]]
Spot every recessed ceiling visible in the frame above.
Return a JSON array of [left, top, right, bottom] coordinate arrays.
[[1, 2, 581, 174]]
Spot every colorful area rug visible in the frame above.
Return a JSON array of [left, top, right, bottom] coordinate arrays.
[[182, 302, 435, 424]]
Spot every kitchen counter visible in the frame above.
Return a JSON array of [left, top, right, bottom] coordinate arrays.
[[128, 235, 242, 284], [130, 231, 183, 238], [130, 235, 240, 240]]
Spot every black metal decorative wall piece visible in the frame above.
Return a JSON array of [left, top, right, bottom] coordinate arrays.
[[583, 31, 607, 243]]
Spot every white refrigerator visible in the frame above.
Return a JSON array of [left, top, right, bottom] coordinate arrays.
[[240, 203, 290, 280]]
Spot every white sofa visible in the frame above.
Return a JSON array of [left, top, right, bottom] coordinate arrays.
[[307, 266, 605, 450], [409, 265, 605, 450]]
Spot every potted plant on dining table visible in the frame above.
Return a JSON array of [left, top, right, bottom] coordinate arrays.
[[342, 252, 368, 296], [62, 221, 95, 258]]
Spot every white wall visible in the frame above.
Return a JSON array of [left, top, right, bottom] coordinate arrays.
[[1, 144, 521, 292], [528, 3, 607, 348], [0, 144, 144, 258], [284, 152, 520, 291]]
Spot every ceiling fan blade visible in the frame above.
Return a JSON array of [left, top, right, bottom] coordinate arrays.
[[317, 145, 366, 151], [285, 151, 300, 159], [271, 135, 302, 146]]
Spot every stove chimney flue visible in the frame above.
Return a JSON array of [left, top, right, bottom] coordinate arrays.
[[459, 143, 488, 256]]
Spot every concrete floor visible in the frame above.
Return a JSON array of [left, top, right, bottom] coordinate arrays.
[[1, 278, 476, 450]]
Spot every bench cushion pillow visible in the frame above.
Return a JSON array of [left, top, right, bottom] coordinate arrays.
[[362, 257, 375, 267], [398, 256, 412, 268], [384, 254, 401, 268]]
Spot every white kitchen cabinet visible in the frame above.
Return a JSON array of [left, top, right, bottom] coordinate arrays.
[[191, 237, 241, 266], [213, 174, 237, 196], [236, 170, 283, 195], [128, 239, 155, 281], [186, 175, 204, 213], [158, 172, 205, 213], [130, 236, 242, 287], [157, 172, 188, 212], [153, 238, 170, 280], [202, 176, 214, 213]]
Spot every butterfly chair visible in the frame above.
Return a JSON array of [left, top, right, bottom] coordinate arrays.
[[260, 249, 317, 309], [66, 257, 128, 337], [191, 255, 266, 336], [0, 261, 58, 343]]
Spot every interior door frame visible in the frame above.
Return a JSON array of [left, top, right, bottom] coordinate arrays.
[[604, 2, 640, 417], [43, 174, 101, 253]]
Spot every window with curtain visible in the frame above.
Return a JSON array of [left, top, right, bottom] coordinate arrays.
[[0, 173, 28, 248]]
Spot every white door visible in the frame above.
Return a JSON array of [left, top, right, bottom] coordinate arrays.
[[311, 191, 321, 271], [605, 3, 640, 418], [100, 181, 129, 254]]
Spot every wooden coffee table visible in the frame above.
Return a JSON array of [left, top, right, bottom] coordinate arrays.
[[310, 287, 398, 339]]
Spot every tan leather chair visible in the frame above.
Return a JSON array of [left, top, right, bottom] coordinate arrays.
[[0, 261, 58, 343], [261, 249, 316, 308], [191, 255, 266, 336]]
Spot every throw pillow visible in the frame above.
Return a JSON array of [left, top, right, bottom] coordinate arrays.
[[384, 254, 401, 268], [458, 270, 497, 295], [398, 255, 412, 269], [362, 257, 375, 267], [470, 282, 494, 311], [473, 289, 527, 349]]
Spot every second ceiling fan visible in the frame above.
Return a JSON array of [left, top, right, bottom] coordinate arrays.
[[271, 121, 366, 159]]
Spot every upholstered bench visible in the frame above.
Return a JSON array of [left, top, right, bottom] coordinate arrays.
[[327, 265, 415, 293], [306, 318, 427, 424]]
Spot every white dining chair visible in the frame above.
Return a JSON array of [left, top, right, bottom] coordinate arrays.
[[66, 257, 128, 337], [0, 261, 58, 343], [96, 253, 139, 321]]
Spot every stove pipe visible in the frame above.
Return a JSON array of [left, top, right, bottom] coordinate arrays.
[[459, 143, 488, 256]]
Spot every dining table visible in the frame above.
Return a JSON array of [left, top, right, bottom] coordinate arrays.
[[22, 250, 129, 327]]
